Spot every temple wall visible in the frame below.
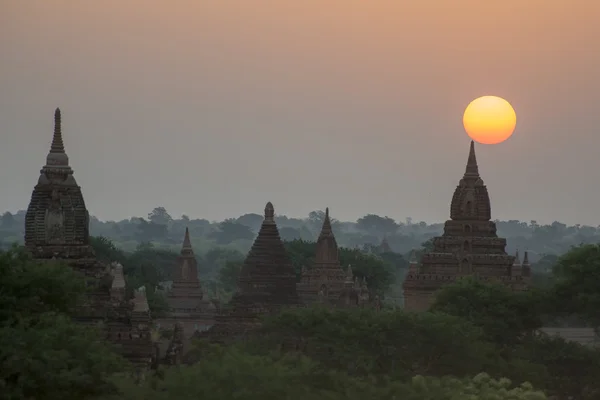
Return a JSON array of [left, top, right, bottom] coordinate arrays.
[[403, 289, 435, 312], [155, 317, 214, 338]]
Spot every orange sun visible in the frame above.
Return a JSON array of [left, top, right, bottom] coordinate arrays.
[[463, 96, 517, 145]]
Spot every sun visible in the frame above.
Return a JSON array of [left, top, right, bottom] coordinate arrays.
[[463, 96, 517, 145]]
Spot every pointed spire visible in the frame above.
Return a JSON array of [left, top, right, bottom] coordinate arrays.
[[319, 207, 333, 236], [464, 140, 479, 178], [181, 227, 192, 252], [522, 251, 530, 266], [345, 265, 353, 283], [513, 249, 521, 266], [409, 250, 417, 264], [361, 276, 368, 290], [264, 202, 275, 223], [45, 107, 70, 168], [50, 108, 65, 153]]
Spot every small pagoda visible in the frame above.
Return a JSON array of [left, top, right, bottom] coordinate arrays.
[[403, 140, 530, 311], [24, 108, 154, 370], [297, 208, 349, 306], [202, 202, 300, 342], [156, 228, 218, 338]]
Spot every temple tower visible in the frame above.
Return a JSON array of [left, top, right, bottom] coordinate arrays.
[[25, 108, 93, 259], [379, 236, 392, 253], [203, 202, 300, 342], [403, 141, 529, 311], [156, 228, 218, 337], [24, 108, 154, 370], [297, 208, 347, 306]]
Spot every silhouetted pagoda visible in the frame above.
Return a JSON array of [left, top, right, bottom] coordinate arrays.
[[24, 108, 154, 370], [297, 208, 349, 306], [156, 228, 218, 337], [203, 202, 300, 342], [403, 140, 530, 311]]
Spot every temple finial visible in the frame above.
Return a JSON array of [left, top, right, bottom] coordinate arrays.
[[320, 207, 332, 235], [464, 140, 479, 177], [264, 202, 275, 222], [409, 250, 417, 264], [522, 251, 530, 266], [182, 227, 192, 250], [51, 108, 65, 154], [45, 107, 70, 167], [513, 249, 521, 266]]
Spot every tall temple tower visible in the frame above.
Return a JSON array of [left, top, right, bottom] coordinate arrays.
[[24, 108, 154, 370], [157, 228, 218, 337], [25, 108, 93, 259], [203, 202, 300, 342], [297, 208, 349, 306], [403, 141, 530, 311]]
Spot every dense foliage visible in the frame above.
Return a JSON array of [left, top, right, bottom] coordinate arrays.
[[1, 205, 600, 399], [0, 247, 127, 400]]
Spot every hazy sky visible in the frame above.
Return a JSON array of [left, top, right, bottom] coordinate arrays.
[[2, 1, 600, 225]]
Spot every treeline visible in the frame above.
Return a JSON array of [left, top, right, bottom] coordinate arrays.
[[4, 242, 600, 399], [2, 206, 599, 263]]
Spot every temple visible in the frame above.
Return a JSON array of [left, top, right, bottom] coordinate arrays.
[[403, 140, 530, 311], [156, 228, 218, 338], [297, 208, 348, 306], [202, 202, 301, 342], [24, 108, 154, 371]]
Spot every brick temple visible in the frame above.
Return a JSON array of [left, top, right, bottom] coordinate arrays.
[[403, 140, 530, 311], [155, 227, 219, 338], [24, 108, 154, 370], [201, 202, 300, 342], [297, 207, 371, 308]]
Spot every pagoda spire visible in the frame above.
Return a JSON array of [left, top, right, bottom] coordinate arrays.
[[344, 265, 354, 286], [522, 251, 530, 266], [319, 207, 333, 237], [409, 250, 417, 264], [50, 108, 65, 153], [464, 140, 479, 178], [182, 227, 192, 248], [181, 227, 193, 254], [264, 202, 275, 223], [45, 107, 70, 168], [513, 249, 521, 265]]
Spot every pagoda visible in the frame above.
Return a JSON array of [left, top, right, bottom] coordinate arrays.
[[203, 202, 300, 342], [24, 108, 154, 370], [156, 228, 218, 338], [297, 208, 348, 306], [403, 140, 530, 311]]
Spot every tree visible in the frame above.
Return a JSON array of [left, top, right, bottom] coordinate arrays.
[[431, 278, 544, 347], [0, 212, 15, 229], [147, 207, 173, 226], [209, 219, 255, 245], [203, 247, 245, 276], [0, 247, 127, 399], [356, 214, 399, 235], [389, 373, 546, 400], [549, 243, 600, 328], [253, 307, 494, 380], [90, 236, 128, 264], [109, 345, 547, 400], [218, 260, 244, 292], [236, 213, 264, 232], [279, 226, 303, 241], [135, 218, 168, 242]]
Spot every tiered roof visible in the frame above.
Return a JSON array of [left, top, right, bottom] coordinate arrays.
[[24, 108, 93, 259], [204, 202, 300, 341]]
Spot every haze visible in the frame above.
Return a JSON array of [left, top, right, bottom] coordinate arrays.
[[2, 1, 599, 225]]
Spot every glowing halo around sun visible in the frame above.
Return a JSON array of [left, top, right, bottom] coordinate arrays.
[[463, 96, 517, 145]]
